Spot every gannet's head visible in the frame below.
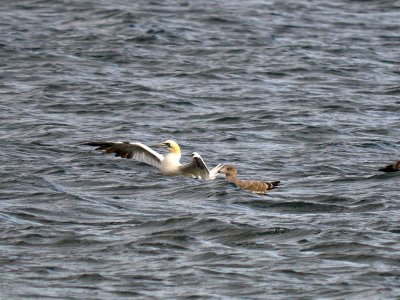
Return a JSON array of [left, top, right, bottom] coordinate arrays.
[[218, 164, 237, 177], [155, 140, 181, 154]]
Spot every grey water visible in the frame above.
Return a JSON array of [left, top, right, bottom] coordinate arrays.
[[1, 0, 399, 298]]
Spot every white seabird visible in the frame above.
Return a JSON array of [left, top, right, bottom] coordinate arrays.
[[84, 139, 224, 180]]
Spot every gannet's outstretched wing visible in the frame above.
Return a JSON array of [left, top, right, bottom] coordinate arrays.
[[180, 152, 224, 180], [84, 141, 164, 169], [379, 160, 400, 173]]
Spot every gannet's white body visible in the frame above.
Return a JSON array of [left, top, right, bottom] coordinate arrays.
[[85, 139, 223, 180]]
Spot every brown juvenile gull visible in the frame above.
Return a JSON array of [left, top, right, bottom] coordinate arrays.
[[379, 160, 400, 173], [218, 164, 280, 194], [84, 139, 224, 180]]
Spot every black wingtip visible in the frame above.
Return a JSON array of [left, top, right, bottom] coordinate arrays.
[[83, 141, 113, 147], [82, 141, 104, 146]]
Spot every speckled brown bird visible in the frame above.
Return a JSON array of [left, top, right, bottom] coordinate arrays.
[[218, 165, 280, 194], [379, 160, 400, 173]]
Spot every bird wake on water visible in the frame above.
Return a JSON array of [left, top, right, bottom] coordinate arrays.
[[84, 139, 224, 180]]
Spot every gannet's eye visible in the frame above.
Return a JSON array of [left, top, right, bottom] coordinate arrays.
[[165, 142, 171, 147]]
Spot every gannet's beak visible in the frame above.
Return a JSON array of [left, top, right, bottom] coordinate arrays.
[[152, 142, 168, 148]]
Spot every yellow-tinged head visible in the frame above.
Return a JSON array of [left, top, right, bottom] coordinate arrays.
[[155, 140, 181, 154]]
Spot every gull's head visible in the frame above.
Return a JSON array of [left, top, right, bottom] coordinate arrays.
[[154, 140, 181, 154], [218, 164, 237, 177]]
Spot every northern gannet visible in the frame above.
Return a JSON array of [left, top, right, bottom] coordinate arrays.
[[379, 160, 400, 173], [84, 139, 224, 180], [219, 165, 280, 194]]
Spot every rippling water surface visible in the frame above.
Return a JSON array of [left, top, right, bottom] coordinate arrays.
[[1, 0, 399, 298]]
